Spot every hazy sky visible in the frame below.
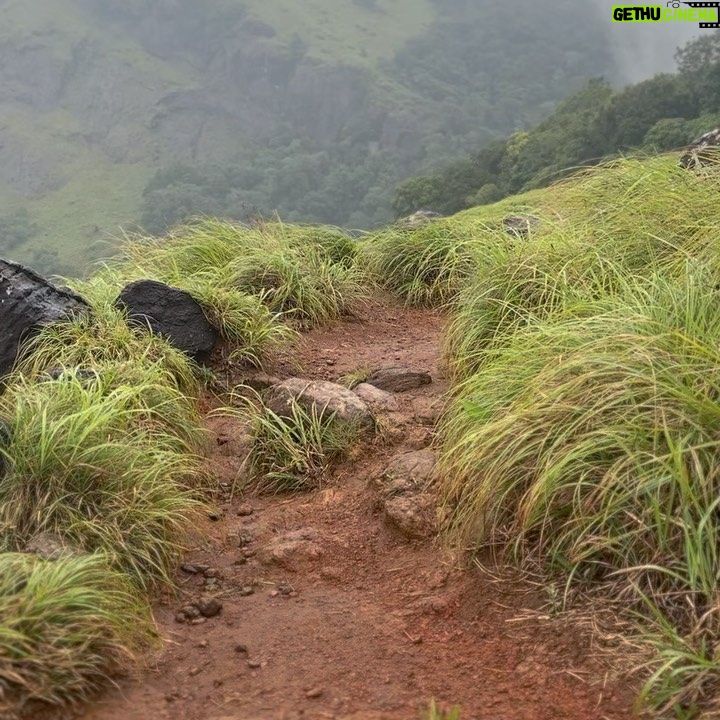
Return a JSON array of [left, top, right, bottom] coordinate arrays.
[[587, 0, 703, 82]]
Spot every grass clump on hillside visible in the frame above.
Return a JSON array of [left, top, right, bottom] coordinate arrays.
[[359, 218, 486, 307], [0, 369, 203, 591], [235, 396, 364, 494], [439, 274, 720, 713], [0, 553, 153, 714], [96, 218, 365, 335]]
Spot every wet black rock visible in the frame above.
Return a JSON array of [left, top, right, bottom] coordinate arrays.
[[0, 259, 89, 378], [115, 279, 218, 362]]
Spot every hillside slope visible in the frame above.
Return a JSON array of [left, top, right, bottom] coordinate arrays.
[[0, 0, 613, 274]]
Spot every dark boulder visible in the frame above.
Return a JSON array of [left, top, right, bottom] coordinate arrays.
[[115, 280, 218, 362], [679, 128, 720, 169], [0, 259, 89, 378], [503, 214, 540, 238], [366, 367, 432, 393]]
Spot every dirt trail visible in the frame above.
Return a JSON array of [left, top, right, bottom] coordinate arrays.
[[77, 297, 637, 720]]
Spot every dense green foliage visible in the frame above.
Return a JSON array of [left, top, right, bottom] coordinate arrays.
[[393, 32, 720, 217]]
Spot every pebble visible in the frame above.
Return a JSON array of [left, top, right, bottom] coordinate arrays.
[[247, 660, 261, 669], [195, 598, 223, 618], [234, 644, 248, 654], [190, 618, 207, 626], [181, 605, 201, 620], [181, 564, 199, 574], [243, 548, 256, 558], [306, 687, 324, 699], [188, 666, 201, 677], [238, 586, 255, 597], [269, 590, 279, 598], [198, 640, 208, 649], [204, 568, 220, 579], [237, 504, 254, 517]]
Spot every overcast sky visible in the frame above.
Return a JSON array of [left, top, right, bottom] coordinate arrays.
[[586, 0, 703, 82]]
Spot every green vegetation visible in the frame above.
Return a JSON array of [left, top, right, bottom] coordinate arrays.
[[423, 700, 461, 720], [0, 553, 153, 712], [0, 0, 614, 274], [245, 398, 364, 494], [394, 32, 720, 218]]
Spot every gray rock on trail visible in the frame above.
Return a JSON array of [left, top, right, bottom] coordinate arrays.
[[384, 494, 437, 540], [115, 279, 218, 362], [503, 214, 541, 238], [354, 383, 399, 412], [264, 378, 374, 429], [376, 450, 438, 540], [258, 528, 325, 572], [679, 128, 720, 169], [0, 259, 89, 378], [366, 367, 432, 394]]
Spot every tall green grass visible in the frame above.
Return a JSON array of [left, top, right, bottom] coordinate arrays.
[[0, 553, 153, 714], [0, 370, 203, 591]]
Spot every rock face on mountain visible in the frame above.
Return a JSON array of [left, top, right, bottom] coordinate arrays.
[[115, 280, 218, 362], [679, 129, 720, 169], [0, 259, 89, 377]]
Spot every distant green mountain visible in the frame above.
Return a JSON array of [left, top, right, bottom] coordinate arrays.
[[0, 0, 614, 274]]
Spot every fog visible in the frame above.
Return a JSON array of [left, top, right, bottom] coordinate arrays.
[[587, 0, 703, 82]]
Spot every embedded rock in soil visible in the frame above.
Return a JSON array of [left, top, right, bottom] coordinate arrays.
[[365, 367, 432, 393], [264, 378, 374, 429], [0, 259, 89, 378], [115, 279, 218, 362], [379, 449, 437, 496], [354, 382, 399, 412], [24, 532, 77, 561], [503, 214, 541, 237], [194, 597, 223, 618], [384, 494, 437, 540], [257, 528, 325, 571], [679, 128, 720, 169]]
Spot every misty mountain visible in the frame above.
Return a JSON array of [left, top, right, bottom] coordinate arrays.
[[0, 0, 620, 273]]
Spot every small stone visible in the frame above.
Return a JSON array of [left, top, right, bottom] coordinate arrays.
[[306, 687, 324, 699], [174, 612, 186, 624], [239, 586, 255, 597], [181, 605, 201, 620], [243, 549, 256, 558], [289, 591, 299, 598], [278, 585, 292, 596], [195, 598, 223, 618], [237, 504, 254, 517], [204, 568, 220, 579], [181, 564, 199, 574], [190, 618, 207, 626], [234, 644, 249, 654], [189, 666, 202, 677], [198, 640, 209, 648], [269, 590, 280, 598], [248, 660, 261, 669], [207, 510, 222, 522]]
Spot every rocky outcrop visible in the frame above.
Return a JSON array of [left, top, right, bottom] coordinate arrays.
[[503, 214, 540, 237], [115, 279, 218, 362], [0, 259, 89, 377], [354, 383, 399, 413], [679, 128, 720, 169], [264, 378, 374, 429], [366, 367, 432, 394], [395, 210, 443, 230]]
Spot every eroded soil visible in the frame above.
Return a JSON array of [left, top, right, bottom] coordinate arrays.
[[76, 297, 638, 720]]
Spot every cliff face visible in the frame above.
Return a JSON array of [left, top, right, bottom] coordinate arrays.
[[0, 0, 615, 273]]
